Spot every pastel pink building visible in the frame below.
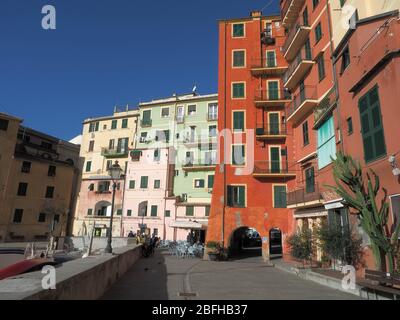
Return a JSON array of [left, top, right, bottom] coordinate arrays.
[[122, 148, 172, 238]]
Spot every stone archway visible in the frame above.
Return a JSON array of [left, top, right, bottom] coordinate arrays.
[[229, 227, 262, 260]]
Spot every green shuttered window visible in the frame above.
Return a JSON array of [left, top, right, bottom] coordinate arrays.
[[233, 50, 245, 67], [274, 186, 287, 208], [140, 176, 149, 189], [227, 186, 246, 208], [232, 24, 244, 37], [232, 83, 245, 98], [233, 111, 245, 132], [359, 86, 386, 163]]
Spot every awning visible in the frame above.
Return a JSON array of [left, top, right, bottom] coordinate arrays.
[[294, 207, 328, 219], [169, 220, 208, 230]]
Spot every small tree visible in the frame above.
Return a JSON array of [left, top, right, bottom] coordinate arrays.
[[328, 152, 400, 273], [316, 221, 364, 270], [287, 228, 313, 267]]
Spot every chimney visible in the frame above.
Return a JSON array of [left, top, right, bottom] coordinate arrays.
[[251, 11, 262, 19]]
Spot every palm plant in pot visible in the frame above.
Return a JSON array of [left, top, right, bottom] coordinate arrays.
[[206, 241, 222, 261]]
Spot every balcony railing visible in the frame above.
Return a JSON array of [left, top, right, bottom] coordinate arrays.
[[283, 23, 311, 61], [101, 148, 129, 158], [287, 184, 323, 207], [255, 89, 292, 103], [283, 46, 313, 90], [314, 87, 337, 127], [287, 86, 318, 123], [140, 119, 152, 128], [281, 0, 306, 28], [182, 161, 217, 171], [256, 123, 287, 137], [253, 161, 296, 177], [251, 58, 288, 76]]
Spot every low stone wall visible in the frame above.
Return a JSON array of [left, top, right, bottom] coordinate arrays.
[[0, 245, 141, 300], [58, 237, 137, 252]]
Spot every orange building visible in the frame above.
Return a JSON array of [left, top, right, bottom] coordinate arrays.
[[206, 11, 296, 260], [332, 11, 400, 271]]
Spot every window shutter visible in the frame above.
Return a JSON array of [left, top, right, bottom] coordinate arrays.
[[238, 187, 246, 208], [208, 175, 215, 189], [227, 186, 234, 207], [266, 51, 276, 67], [268, 81, 279, 100], [270, 147, 280, 173]]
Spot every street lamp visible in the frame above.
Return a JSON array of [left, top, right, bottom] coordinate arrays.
[[105, 161, 123, 254]]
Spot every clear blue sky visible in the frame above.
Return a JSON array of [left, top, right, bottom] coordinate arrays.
[[0, 0, 280, 140]]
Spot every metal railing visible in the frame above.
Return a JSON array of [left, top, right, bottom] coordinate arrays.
[[254, 89, 292, 101], [101, 148, 129, 158], [283, 46, 313, 85], [256, 123, 287, 136], [287, 184, 323, 206], [140, 119, 152, 127], [287, 86, 318, 118], [251, 57, 279, 69], [314, 87, 337, 125], [283, 22, 310, 55], [253, 161, 296, 175]]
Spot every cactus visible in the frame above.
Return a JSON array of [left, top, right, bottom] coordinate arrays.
[[328, 152, 400, 273]]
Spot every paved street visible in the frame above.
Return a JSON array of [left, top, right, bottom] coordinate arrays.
[[102, 250, 360, 300]]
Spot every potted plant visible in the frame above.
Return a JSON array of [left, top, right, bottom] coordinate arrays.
[[206, 241, 221, 261]]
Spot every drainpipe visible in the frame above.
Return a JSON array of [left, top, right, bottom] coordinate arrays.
[[221, 21, 227, 249], [326, 0, 344, 152]]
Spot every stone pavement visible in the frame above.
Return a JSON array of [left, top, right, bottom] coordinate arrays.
[[102, 250, 360, 300]]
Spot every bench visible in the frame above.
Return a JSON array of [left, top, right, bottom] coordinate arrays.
[[361, 270, 400, 300]]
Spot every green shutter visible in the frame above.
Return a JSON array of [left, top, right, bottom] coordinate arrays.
[[270, 147, 280, 173], [140, 176, 148, 189], [266, 51, 276, 67], [233, 24, 244, 37], [208, 175, 215, 189], [233, 51, 245, 67], [318, 56, 325, 81], [232, 83, 245, 98], [154, 180, 160, 189], [274, 186, 287, 208], [95, 122, 99, 132], [129, 180, 135, 189], [205, 206, 210, 217], [238, 187, 246, 208], [117, 209, 123, 216], [122, 119, 128, 128], [359, 87, 386, 162], [268, 81, 279, 100], [233, 112, 244, 132], [186, 206, 194, 216], [269, 113, 280, 135], [151, 206, 158, 217], [111, 120, 117, 130], [86, 161, 92, 172], [127, 210, 132, 217]]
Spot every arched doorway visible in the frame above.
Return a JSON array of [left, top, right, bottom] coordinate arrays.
[[269, 228, 283, 256], [94, 201, 112, 217], [229, 227, 262, 260]]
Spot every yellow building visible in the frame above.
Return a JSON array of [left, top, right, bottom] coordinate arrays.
[[0, 113, 80, 242], [72, 106, 139, 238], [329, 0, 400, 49]]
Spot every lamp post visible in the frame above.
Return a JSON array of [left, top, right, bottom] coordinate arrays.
[[105, 161, 123, 254]]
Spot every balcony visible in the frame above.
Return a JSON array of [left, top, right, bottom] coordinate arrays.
[[254, 89, 292, 108], [313, 87, 337, 129], [256, 123, 287, 140], [251, 58, 288, 76], [283, 23, 311, 61], [282, 0, 306, 29], [101, 148, 129, 158], [287, 86, 318, 124], [140, 119, 152, 128], [182, 162, 217, 172], [283, 47, 314, 91], [253, 161, 296, 178], [287, 184, 324, 209]]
